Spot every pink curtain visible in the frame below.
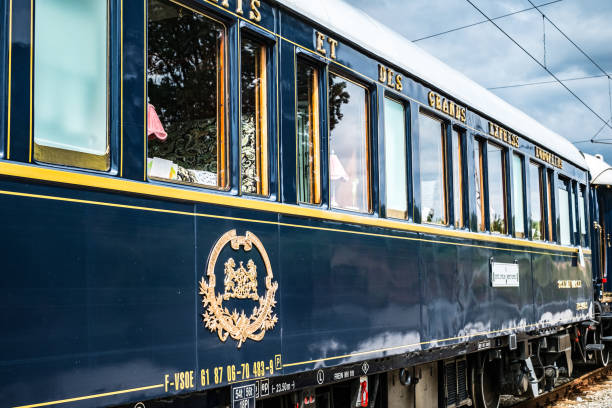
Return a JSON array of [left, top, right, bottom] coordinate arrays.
[[147, 104, 168, 141]]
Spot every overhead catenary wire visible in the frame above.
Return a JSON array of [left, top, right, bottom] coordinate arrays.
[[412, 0, 562, 42], [525, 0, 612, 144], [526, 0, 610, 79], [487, 73, 610, 90], [463, 0, 612, 132]]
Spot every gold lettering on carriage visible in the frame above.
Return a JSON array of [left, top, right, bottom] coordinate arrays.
[[199, 230, 278, 348], [427, 91, 466, 123], [212, 0, 262, 22]]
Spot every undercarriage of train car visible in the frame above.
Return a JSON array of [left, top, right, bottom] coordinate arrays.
[[116, 315, 612, 408]]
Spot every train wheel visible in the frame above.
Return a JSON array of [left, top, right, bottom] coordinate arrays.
[[471, 354, 501, 408], [596, 331, 610, 367]]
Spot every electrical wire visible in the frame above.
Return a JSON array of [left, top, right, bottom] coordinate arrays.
[[412, 0, 563, 42], [463, 0, 612, 132], [487, 74, 610, 90]]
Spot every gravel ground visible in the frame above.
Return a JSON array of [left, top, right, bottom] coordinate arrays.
[[547, 374, 612, 407]]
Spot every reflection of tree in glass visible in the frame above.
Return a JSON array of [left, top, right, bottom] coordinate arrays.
[[328, 76, 350, 131], [241, 39, 261, 194], [147, 0, 222, 172], [491, 216, 505, 234]]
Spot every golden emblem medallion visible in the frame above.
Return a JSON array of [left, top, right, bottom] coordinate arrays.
[[199, 230, 278, 348]]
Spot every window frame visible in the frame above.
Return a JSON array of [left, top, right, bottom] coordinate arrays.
[[418, 109, 448, 226], [511, 152, 527, 238], [473, 135, 486, 232], [528, 161, 545, 241], [295, 55, 324, 206], [33, 0, 111, 171], [485, 141, 507, 235], [239, 33, 271, 197], [382, 93, 410, 220], [451, 126, 466, 229], [327, 70, 372, 214], [557, 176, 572, 246], [146, 0, 229, 190]]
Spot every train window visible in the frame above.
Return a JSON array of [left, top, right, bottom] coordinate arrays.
[[452, 129, 463, 228], [529, 162, 544, 240], [328, 73, 370, 213], [296, 60, 321, 205], [419, 113, 447, 225], [474, 139, 485, 231], [512, 153, 525, 238], [547, 170, 554, 241], [33, 0, 109, 171], [384, 98, 408, 219], [487, 143, 506, 234], [147, 0, 227, 188], [579, 186, 587, 245], [558, 178, 571, 245], [571, 184, 577, 241], [241, 38, 269, 196]]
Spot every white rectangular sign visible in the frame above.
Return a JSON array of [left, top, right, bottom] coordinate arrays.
[[491, 262, 520, 287]]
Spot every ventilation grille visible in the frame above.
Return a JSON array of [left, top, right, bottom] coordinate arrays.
[[445, 358, 469, 408]]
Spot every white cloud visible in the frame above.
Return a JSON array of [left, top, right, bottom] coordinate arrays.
[[350, 0, 612, 159]]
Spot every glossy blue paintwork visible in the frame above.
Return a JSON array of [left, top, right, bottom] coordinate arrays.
[[0, 0, 594, 407]]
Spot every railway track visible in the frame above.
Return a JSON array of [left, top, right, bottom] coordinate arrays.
[[509, 365, 612, 408]]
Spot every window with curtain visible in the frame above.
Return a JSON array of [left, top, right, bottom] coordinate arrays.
[[384, 98, 407, 219], [547, 171, 554, 241], [147, 0, 227, 188], [419, 113, 446, 224], [328, 73, 370, 213], [34, 0, 109, 170], [512, 154, 525, 238], [296, 60, 321, 205]]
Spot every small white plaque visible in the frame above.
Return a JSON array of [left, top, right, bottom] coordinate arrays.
[[491, 262, 520, 287]]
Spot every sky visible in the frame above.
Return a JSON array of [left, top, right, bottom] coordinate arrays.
[[351, 0, 612, 163]]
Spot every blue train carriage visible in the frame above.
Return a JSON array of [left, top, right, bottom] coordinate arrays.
[[0, 0, 603, 407], [585, 154, 612, 315]]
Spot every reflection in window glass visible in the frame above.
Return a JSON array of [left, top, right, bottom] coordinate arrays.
[[529, 162, 544, 240], [329, 73, 369, 213], [474, 140, 485, 231], [241, 38, 268, 195], [488, 144, 506, 234], [147, 0, 226, 187], [512, 154, 525, 238], [384, 98, 407, 219], [419, 114, 446, 224], [452, 130, 463, 228], [571, 187, 577, 234], [579, 188, 587, 241], [547, 171, 554, 240], [558, 180, 571, 245], [297, 61, 320, 204], [34, 0, 109, 170]]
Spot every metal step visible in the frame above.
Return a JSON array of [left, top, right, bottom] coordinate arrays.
[[581, 320, 599, 326], [600, 313, 612, 320], [601, 336, 612, 342], [585, 344, 605, 351]]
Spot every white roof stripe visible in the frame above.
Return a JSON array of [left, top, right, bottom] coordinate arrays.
[[584, 153, 612, 185], [274, 0, 587, 168]]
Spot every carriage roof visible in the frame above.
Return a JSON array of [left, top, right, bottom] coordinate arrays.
[[274, 0, 587, 169]]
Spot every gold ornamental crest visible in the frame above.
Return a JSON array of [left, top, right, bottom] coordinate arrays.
[[199, 230, 278, 348]]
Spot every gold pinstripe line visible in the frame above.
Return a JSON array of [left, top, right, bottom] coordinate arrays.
[[12, 384, 164, 408], [0, 183, 588, 258], [0, 161, 592, 255]]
